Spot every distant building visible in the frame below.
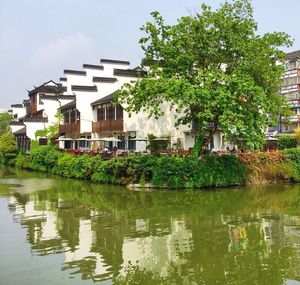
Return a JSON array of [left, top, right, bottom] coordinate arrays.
[[279, 50, 300, 134], [0, 108, 8, 114]]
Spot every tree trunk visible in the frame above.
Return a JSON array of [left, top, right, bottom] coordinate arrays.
[[199, 122, 218, 155]]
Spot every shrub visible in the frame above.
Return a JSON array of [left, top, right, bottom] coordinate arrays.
[[11, 144, 300, 189], [91, 160, 116, 184], [239, 151, 285, 165], [277, 135, 297, 150], [0, 131, 18, 165], [283, 148, 300, 182], [70, 155, 99, 179], [283, 148, 300, 163], [53, 153, 76, 178], [150, 154, 246, 189]]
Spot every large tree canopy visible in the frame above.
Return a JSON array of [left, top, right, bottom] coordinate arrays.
[[116, 0, 292, 153]]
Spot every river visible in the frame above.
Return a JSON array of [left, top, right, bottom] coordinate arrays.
[[0, 166, 300, 285]]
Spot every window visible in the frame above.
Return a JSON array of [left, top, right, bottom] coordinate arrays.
[[116, 105, 123, 119], [117, 136, 125, 149], [64, 112, 69, 124], [97, 107, 105, 121], [70, 110, 76, 123], [39, 138, 47, 145], [128, 138, 136, 150], [107, 105, 114, 120], [288, 61, 296, 70]]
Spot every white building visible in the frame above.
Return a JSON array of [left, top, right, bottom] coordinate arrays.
[[9, 80, 75, 150], [10, 58, 223, 153]]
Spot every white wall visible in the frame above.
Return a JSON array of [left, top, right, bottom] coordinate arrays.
[[11, 107, 26, 119], [64, 74, 92, 94], [41, 97, 74, 125], [24, 121, 48, 140], [10, 124, 26, 134], [74, 91, 101, 133], [123, 102, 183, 148]]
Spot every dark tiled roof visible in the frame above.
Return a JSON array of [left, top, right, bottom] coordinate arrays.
[[60, 100, 76, 110], [100, 59, 130, 65], [60, 77, 67, 82], [10, 121, 25, 126], [40, 94, 76, 100], [23, 117, 48, 123], [113, 68, 147, 78], [28, 82, 66, 96], [71, 85, 98, 92], [13, 127, 26, 135], [286, 50, 300, 60], [91, 92, 115, 106], [93, 77, 117, 83], [11, 104, 23, 108], [64, 70, 86, 76], [83, 64, 104, 70]]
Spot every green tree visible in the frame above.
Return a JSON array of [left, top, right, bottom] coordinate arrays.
[[116, 0, 292, 154], [0, 131, 18, 165], [35, 110, 63, 141], [0, 113, 13, 134]]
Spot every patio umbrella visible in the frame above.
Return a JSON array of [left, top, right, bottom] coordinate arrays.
[[76, 138, 91, 141], [131, 138, 148, 141], [153, 138, 170, 141], [265, 136, 279, 141], [56, 137, 74, 141], [100, 137, 122, 142]]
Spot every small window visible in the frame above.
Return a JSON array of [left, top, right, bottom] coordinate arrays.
[[39, 138, 48, 145]]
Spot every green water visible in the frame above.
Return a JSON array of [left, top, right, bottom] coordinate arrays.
[[0, 167, 300, 285]]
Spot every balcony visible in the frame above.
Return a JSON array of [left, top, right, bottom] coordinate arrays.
[[92, 119, 123, 133], [290, 115, 300, 122], [59, 122, 80, 134]]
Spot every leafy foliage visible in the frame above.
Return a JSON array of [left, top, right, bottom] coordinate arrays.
[[276, 135, 297, 150], [283, 148, 300, 163], [116, 0, 292, 154], [35, 110, 62, 140], [0, 113, 13, 134], [10, 145, 300, 188], [0, 131, 18, 165], [239, 151, 285, 165]]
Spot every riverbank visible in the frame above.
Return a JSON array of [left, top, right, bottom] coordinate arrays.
[[5, 146, 300, 189]]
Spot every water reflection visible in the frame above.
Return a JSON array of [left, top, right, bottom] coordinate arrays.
[[1, 171, 300, 284]]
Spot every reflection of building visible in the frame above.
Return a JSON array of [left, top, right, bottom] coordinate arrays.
[[64, 219, 110, 281], [228, 224, 248, 253], [5, 183, 300, 283], [121, 219, 193, 277]]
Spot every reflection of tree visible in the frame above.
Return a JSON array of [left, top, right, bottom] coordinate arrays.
[[114, 265, 168, 285], [2, 170, 300, 283], [91, 215, 126, 279]]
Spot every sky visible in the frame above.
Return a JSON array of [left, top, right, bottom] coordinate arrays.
[[0, 0, 300, 108]]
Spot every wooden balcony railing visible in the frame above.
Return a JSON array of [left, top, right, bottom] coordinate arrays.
[[92, 119, 123, 133], [59, 122, 80, 134]]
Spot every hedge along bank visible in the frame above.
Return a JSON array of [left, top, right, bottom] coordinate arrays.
[[12, 145, 300, 189]]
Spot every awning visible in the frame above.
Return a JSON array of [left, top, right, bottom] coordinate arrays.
[[100, 137, 122, 142]]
